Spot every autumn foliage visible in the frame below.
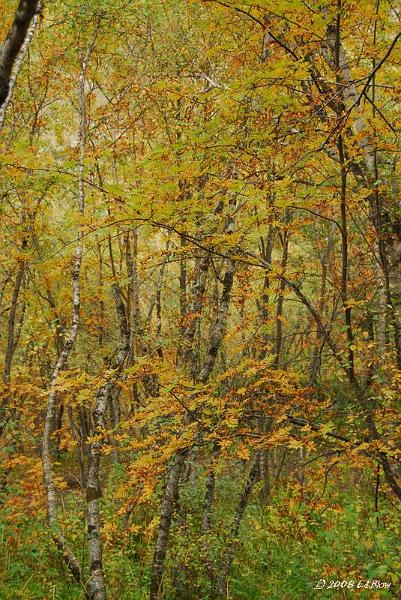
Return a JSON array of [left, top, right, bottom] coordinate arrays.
[[1, 0, 401, 598]]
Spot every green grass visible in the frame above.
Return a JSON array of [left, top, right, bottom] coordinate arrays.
[[1, 473, 400, 599]]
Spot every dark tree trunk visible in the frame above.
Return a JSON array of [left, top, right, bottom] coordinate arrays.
[[0, 0, 40, 107]]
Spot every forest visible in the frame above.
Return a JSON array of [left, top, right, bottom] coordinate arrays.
[[0, 0, 401, 598]]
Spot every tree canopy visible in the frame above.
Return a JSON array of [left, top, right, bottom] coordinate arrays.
[[1, 1, 401, 598]]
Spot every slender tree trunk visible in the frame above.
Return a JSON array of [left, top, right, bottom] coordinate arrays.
[[197, 257, 235, 384], [182, 252, 211, 380], [257, 222, 274, 359], [258, 417, 272, 504], [150, 253, 235, 600], [273, 228, 289, 369], [202, 462, 217, 534], [41, 198, 84, 586], [86, 284, 130, 600], [125, 228, 141, 407], [97, 238, 105, 347], [109, 385, 121, 464], [309, 231, 333, 386], [86, 382, 110, 600], [200, 446, 220, 593], [150, 451, 186, 600], [3, 243, 27, 384], [42, 31, 97, 590], [213, 454, 260, 599]]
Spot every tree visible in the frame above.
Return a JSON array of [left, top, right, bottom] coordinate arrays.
[[0, 0, 40, 108], [1, 1, 401, 599]]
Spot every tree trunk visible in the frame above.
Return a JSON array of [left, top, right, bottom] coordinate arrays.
[[150, 253, 235, 599], [309, 231, 333, 386], [273, 228, 289, 369], [150, 451, 186, 600], [0, 0, 40, 108], [214, 454, 260, 599], [86, 284, 130, 600]]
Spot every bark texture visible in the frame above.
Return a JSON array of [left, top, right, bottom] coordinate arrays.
[[86, 284, 130, 600], [149, 452, 186, 600], [41, 34, 91, 590], [150, 254, 235, 599], [0, 0, 40, 108]]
